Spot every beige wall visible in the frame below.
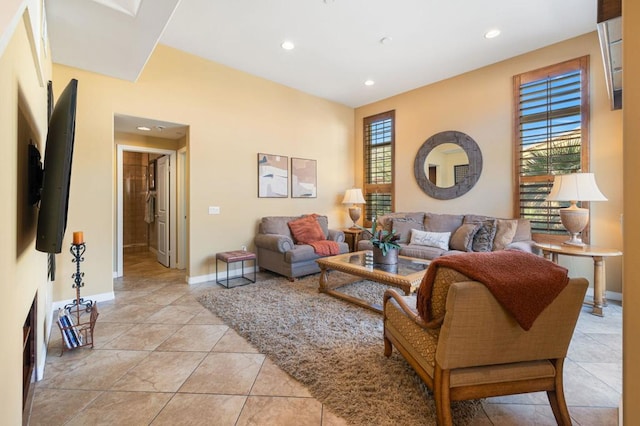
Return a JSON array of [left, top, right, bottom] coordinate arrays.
[[0, 12, 51, 424], [52, 43, 355, 297], [355, 32, 624, 294], [623, 0, 639, 422]]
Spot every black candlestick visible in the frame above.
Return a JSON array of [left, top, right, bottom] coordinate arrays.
[[64, 242, 93, 314]]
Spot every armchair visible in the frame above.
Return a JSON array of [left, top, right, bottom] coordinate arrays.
[[254, 215, 349, 280], [383, 267, 588, 425]]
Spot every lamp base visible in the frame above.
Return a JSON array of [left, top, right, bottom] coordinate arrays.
[[559, 204, 589, 246], [348, 206, 361, 229]]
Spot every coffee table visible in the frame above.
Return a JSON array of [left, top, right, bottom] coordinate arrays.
[[316, 251, 430, 313]]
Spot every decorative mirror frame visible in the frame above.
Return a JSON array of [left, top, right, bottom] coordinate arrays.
[[413, 130, 483, 200]]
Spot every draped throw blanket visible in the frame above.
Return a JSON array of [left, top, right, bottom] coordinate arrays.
[[309, 240, 340, 256], [416, 251, 569, 330]]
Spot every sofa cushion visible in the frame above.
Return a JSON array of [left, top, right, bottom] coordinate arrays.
[[493, 219, 519, 251], [424, 213, 464, 233], [409, 229, 451, 250], [261, 216, 297, 237], [288, 215, 326, 244], [284, 244, 322, 263], [400, 244, 447, 259], [377, 212, 425, 232], [393, 217, 425, 244], [450, 223, 481, 252]]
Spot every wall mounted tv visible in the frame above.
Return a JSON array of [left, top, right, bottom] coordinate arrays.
[[35, 78, 78, 254]]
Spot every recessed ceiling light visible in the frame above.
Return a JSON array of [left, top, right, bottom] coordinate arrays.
[[484, 29, 501, 39], [364, 80, 375, 86], [136, 126, 151, 131], [281, 41, 295, 50]]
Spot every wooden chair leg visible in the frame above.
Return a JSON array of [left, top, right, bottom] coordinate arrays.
[[434, 365, 453, 426], [547, 358, 572, 425], [383, 334, 392, 357]]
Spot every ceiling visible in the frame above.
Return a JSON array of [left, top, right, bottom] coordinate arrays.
[[46, 0, 597, 108]]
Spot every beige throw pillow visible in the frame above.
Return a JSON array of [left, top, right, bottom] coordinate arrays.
[[449, 223, 481, 252], [493, 219, 519, 251]]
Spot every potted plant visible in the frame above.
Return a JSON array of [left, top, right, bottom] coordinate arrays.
[[361, 218, 401, 264]]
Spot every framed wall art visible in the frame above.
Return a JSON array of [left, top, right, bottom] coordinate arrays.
[[291, 157, 317, 198], [258, 153, 288, 197]]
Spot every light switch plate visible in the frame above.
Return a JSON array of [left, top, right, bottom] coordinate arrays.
[[208, 206, 220, 215]]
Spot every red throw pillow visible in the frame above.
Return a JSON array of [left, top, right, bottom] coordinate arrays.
[[288, 215, 326, 244]]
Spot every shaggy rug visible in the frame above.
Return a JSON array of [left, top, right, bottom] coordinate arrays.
[[197, 273, 481, 426]]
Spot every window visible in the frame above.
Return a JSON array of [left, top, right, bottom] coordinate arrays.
[[363, 111, 395, 225], [513, 56, 590, 240]]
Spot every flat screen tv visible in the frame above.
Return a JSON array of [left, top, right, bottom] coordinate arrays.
[[36, 79, 78, 254]]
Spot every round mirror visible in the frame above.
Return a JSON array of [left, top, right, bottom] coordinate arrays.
[[424, 143, 469, 188], [414, 131, 482, 200]]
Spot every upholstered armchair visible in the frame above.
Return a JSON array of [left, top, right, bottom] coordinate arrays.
[[383, 265, 588, 426]]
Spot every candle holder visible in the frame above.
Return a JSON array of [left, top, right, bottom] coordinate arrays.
[[64, 242, 94, 313], [56, 241, 99, 355]]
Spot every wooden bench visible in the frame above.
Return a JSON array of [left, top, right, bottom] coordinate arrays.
[[216, 250, 257, 288]]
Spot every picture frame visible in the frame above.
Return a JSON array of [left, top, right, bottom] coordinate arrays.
[[148, 159, 156, 191], [258, 153, 288, 197], [291, 157, 317, 198]]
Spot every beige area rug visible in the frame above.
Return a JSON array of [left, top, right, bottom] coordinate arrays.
[[197, 272, 481, 426]]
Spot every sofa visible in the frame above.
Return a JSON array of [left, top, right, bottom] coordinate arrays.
[[254, 214, 350, 280], [357, 212, 536, 260]]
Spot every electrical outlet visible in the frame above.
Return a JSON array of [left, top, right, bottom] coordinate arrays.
[[208, 206, 220, 215]]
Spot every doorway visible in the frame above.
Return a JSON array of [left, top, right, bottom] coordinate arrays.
[[114, 114, 188, 278]]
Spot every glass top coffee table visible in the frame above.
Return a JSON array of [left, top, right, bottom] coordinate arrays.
[[316, 251, 430, 313]]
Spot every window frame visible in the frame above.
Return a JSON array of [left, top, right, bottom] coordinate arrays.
[[512, 56, 591, 243], [363, 110, 395, 227]]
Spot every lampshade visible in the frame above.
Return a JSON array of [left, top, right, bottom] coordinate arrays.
[[545, 173, 607, 202], [342, 188, 366, 205], [545, 173, 607, 246]]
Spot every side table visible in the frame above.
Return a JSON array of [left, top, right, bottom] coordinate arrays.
[[343, 228, 362, 252], [534, 242, 622, 316], [216, 250, 257, 288]]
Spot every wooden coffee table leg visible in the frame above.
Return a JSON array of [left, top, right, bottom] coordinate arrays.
[[318, 265, 329, 293]]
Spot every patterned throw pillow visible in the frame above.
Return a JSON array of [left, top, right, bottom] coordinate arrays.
[[449, 223, 481, 252], [409, 229, 451, 250], [287, 215, 326, 244], [469, 219, 498, 252]]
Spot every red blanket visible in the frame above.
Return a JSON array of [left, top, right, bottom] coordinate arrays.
[[416, 251, 569, 330], [309, 240, 341, 256]]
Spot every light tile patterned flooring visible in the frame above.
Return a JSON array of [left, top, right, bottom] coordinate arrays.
[[28, 252, 621, 425]]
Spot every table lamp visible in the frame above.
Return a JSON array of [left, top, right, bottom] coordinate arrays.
[[545, 173, 607, 246], [342, 188, 366, 229]]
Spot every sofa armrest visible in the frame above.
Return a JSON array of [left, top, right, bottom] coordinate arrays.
[[435, 278, 588, 370], [384, 289, 444, 330], [254, 233, 294, 253], [327, 229, 345, 243]]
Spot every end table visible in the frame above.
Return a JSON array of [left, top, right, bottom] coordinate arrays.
[[534, 242, 622, 316], [343, 228, 362, 252]]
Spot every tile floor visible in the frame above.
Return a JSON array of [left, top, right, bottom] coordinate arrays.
[[28, 252, 621, 425]]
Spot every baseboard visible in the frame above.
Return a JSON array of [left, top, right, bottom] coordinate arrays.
[[188, 264, 250, 285], [51, 291, 115, 311]]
